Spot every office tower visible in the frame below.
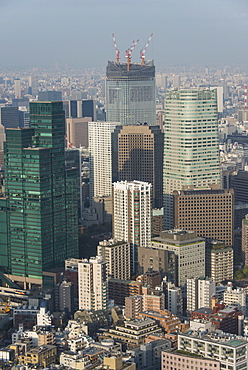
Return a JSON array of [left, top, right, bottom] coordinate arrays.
[[82, 100, 96, 120], [152, 230, 205, 289], [14, 79, 21, 99], [156, 73, 167, 90], [65, 148, 82, 219], [112, 180, 152, 273], [66, 117, 91, 148], [89, 121, 119, 202], [78, 256, 108, 311], [106, 60, 156, 125], [172, 74, 180, 88], [114, 124, 163, 208], [97, 239, 131, 280], [163, 89, 220, 228], [242, 214, 248, 265], [29, 75, 38, 96], [206, 241, 233, 284], [38, 91, 62, 101], [0, 102, 78, 287], [63, 100, 82, 119], [0, 106, 22, 129], [174, 187, 234, 247]]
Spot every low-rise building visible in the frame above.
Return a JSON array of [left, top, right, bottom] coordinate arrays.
[[138, 310, 187, 333], [162, 349, 220, 370], [224, 282, 247, 315], [18, 345, 57, 367], [178, 330, 247, 370], [104, 319, 162, 348]]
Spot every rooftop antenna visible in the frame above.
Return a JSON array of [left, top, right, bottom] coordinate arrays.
[[140, 33, 153, 65], [112, 33, 120, 63], [125, 39, 139, 71]]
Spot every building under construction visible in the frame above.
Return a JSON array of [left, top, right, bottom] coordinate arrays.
[[105, 35, 156, 125]]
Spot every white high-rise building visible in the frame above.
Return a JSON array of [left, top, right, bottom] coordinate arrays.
[[163, 89, 221, 228], [198, 278, 216, 309], [78, 256, 108, 311], [88, 121, 119, 202], [14, 79, 21, 99], [223, 282, 247, 315], [112, 180, 152, 272]]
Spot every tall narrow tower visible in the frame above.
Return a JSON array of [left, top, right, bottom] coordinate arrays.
[[163, 89, 221, 228], [106, 61, 156, 125]]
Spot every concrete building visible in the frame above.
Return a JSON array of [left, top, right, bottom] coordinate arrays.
[[112, 181, 152, 273], [125, 295, 143, 320], [114, 124, 163, 208], [138, 310, 187, 333], [106, 60, 156, 126], [162, 349, 220, 370], [178, 330, 247, 370], [108, 279, 142, 306], [78, 256, 108, 311], [66, 117, 91, 148], [242, 214, 248, 265], [152, 230, 205, 288], [187, 277, 216, 311], [174, 187, 234, 247], [127, 339, 171, 370], [97, 239, 131, 280], [55, 281, 74, 314], [137, 247, 176, 282], [105, 319, 162, 348], [223, 282, 247, 315], [206, 241, 233, 284], [166, 283, 183, 316], [163, 89, 220, 228], [89, 121, 120, 203], [14, 79, 21, 99]]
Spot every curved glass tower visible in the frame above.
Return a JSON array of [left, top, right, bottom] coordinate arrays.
[[163, 89, 221, 228]]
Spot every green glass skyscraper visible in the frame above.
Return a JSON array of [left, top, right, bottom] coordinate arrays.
[[163, 89, 221, 229], [0, 102, 78, 287]]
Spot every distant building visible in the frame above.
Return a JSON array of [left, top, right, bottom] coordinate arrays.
[[242, 214, 248, 265], [38, 91, 62, 101], [66, 117, 91, 148]]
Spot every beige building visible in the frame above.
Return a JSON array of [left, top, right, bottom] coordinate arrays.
[[174, 186, 234, 247], [66, 117, 91, 148], [103, 356, 136, 370], [97, 239, 131, 280], [206, 241, 233, 284], [18, 345, 57, 367], [152, 230, 205, 287], [162, 349, 220, 370], [78, 256, 108, 311]]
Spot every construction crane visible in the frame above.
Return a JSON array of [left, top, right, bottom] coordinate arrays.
[[112, 33, 120, 63], [140, 33, 153, 65], [125, 39, 139, 71]]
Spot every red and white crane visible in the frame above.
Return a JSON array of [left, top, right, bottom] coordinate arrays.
[[140, 33, 153, 65], [125, 39, 139, 71], [112, 33, 120, 63]]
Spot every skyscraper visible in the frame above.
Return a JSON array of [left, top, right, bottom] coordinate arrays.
[[163, 89, 221, 228], [112, 180, 152, 273], [114, 124, 163, 208], [88, 121, 120, 202], [106, 61, 156, 125], [0, 101, 78, 287]]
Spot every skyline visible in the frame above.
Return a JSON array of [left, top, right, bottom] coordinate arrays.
[[1, 0, 248, 68]]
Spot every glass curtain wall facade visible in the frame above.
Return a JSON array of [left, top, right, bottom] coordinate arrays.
[[106, 61, 156, 126], [1, 102, 78, 282], [163, 89, 221, 229]]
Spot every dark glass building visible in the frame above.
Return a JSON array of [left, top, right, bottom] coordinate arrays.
[[0, 102, 78, 287]]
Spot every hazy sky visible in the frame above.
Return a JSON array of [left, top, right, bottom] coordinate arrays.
[[1, 0, 248, 68]]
